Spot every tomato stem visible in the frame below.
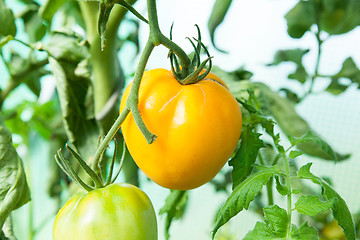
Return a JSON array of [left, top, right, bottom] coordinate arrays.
[[147, 0, 190, 76], [283, 153, 293, 238]]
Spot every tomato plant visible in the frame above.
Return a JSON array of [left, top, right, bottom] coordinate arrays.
[[0, 0, 359, 239], [53, 183, 157, 240], [120, 69, 242, 190]]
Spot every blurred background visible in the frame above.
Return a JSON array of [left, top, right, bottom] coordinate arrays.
[[1, 0, 360, 239]]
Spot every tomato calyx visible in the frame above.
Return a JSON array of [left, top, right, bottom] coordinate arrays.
[[55, 140, 126, 192], [169, 25, 213, 85]]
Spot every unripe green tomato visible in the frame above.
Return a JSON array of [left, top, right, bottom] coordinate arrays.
[[53, 183, 157, 240]]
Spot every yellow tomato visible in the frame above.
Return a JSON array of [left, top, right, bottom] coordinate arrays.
[[120, 69, 242, 190]]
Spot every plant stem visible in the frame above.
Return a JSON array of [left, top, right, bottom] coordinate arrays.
[[147, 0, 191, 76], [79, 1, 134, 132], [283, 154, 292, 238], [308, 27, 323, 94], [92, 107, 130, 174]]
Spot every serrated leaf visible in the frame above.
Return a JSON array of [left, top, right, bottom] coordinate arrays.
[[212, 166, 281, 239], [229, 126, 264, 189], [290, 150, 303, 159], [298, 163, 355, 240], [263, 205, 288, 236], [0, 115, 30, 229], [295, 195, 335, 216], [245, 207, 319, 240], [0, 0, 16, 37], [260, 118, 284, 153], [244, 205, 288, 239], [290, 222, 319, 240], [243, 222, 279, 240], [285, 1, 315, 38], [159, 190, 187, 240]]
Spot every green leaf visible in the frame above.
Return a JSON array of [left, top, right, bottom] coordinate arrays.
[[334, 57, 360, 82], [42, 30, 90, 63], [48, 57, 98, 160], [298, 163, 356, 240], [7, 52, 48, 97], [326, 57, 360, 95], [275, 175, 288, 196], [0, 115, 31, 229], [269, 49, 309, 84], [290, 222, 319, 240], [285, 1, 315, 38], [4, 100, 65, 143], [279, 88, 301, 103], [244, 205, 287, 239], [289, 150, 303, 159], [245, 207, 319, 240], [0, 0, 16, 37], [295, 195, 335, 216], [319, 0, 360, 35], [326, 77, 349, 95], [288, 65, 308, 84], [257, 83, 349, 161], [289, 131, 338, 162], [263, 205, 288, 236], [39, 0, 67, 23], [207, 0, 233, 52], [243, 222, 278, 240], [228, 126, 264, 189], [269, 49, 309, 66], [20, 4, 47, 42], [159, 190, 188, 240], [231, 66, 253, 80], [212, 166, 281, 239]]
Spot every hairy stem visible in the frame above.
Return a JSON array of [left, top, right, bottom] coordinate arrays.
[[79, 1, 134, 132]]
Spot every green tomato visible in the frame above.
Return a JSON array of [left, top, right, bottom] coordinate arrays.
[[53, 183, 157, 240]]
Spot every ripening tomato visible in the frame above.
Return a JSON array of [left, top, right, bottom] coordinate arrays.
[[120, 69, 242, 190], [53, 183, 157, 240]]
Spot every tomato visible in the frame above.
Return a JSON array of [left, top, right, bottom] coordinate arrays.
[[53, 183, 157, 240], [120, 69, 242, 190]]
